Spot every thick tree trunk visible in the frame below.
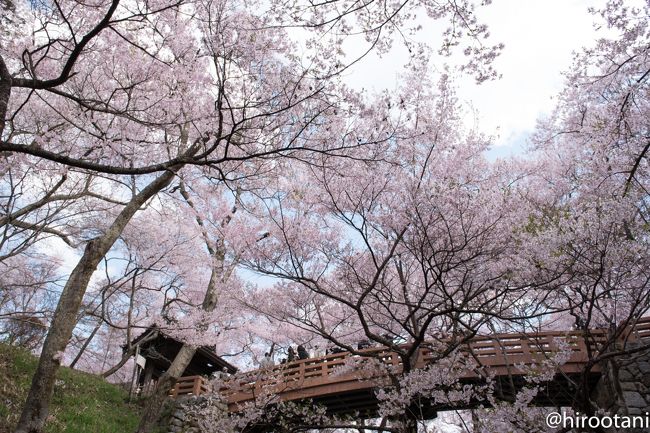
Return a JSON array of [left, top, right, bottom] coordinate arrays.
[[136, 345, 197, 432], [14, 167, 181, 433], [0, 55, 12, 137]]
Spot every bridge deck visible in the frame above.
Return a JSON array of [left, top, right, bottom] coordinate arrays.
[[170, 319, 650, 416]]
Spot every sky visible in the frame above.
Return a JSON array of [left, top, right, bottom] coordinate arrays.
[[342, 0, 606, 157], [235, 0, 610, 288], [50, 1, 610, 285]]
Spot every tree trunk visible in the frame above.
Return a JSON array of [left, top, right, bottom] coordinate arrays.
[[136, 345, 197, 432], [14, 167, 181, 433], [0, 55, 12, 137], [68, 320, 101, 369], [136, 242, 225, 432], [401, 415, 418, 433]]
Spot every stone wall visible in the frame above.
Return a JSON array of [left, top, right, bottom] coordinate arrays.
[[167, 396, 229, 433], [167, 403, 197, 433], [592, 342, 650, 433]]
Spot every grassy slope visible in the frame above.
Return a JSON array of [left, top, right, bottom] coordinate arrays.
[[0, 343, 142, 433]]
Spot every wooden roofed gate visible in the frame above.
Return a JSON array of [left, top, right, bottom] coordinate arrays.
[[169, 318, 650, 417], [128, 326, 237, 397]]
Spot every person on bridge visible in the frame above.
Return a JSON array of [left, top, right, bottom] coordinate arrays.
[[310, 344, 324, 358], [297, 344, 309, 360], [357, 339, 372, 350], [287, 346, 296, 362], [260, 351, 274, 368]]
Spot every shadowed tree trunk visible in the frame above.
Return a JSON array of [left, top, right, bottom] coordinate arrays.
[[136, 344, 198, 431], [0, 56, 12, 137]]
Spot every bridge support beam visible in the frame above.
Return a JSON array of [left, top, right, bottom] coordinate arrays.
[[592, 342, 650, 433]]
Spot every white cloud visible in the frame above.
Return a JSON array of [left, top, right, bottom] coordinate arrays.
[[343, 0, 606, 149]]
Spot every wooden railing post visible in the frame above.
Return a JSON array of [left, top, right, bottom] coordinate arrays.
[[299, 360, 305, 382], [521, 338, 532, 364], [576, 335, 589, 362], [193, 376, 201, 396], [493, 338, 504, 366]]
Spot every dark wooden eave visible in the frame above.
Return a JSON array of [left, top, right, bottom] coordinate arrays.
[[129, 325, 237, 375]]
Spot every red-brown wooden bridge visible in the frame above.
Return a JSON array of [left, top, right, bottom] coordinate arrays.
[[171, 319, 650, 417]]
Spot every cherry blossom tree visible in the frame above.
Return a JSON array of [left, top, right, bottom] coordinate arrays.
[[235, 73, 563, 431], [233, 2, 650, 425], [0, 254, 59, 349], [0, 0, 342, 428], [4, 1, 587, 433], [519, 0, 650, 420], [0, 0, 504, 428]]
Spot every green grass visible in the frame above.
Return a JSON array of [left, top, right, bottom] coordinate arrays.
[[0, 343, 142, 433]]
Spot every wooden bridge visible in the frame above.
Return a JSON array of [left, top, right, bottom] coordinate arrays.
[[171, 319, 650, 417]]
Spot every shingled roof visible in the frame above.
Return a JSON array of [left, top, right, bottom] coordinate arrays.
[[130, 325, 237, 376]]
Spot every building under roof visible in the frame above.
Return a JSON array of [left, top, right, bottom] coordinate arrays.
[[129, 326, 237, 394]]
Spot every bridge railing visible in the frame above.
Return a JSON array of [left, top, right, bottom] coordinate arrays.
[[626, 317, 650, 340], [178, 317, 650, 404], [217, 346, 405, 403], [169, 375, 211, 398], [455, 330, 612, 376], [217, 333, 592, 404]]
